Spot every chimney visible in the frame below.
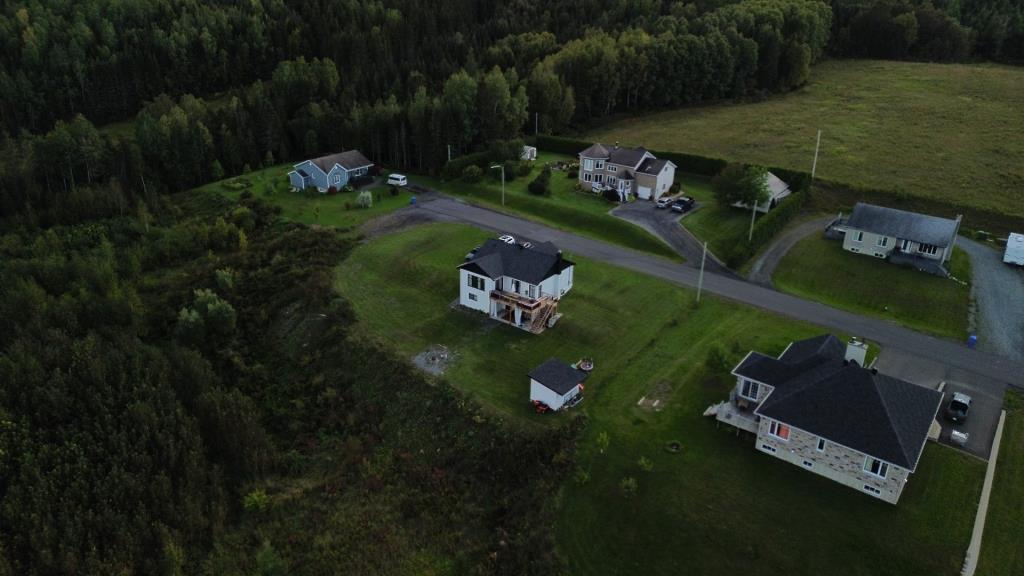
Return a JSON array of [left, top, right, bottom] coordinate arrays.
[[556, 249, 563, 261], [614, 141, 619, 149], [845, 337, 868, 366]]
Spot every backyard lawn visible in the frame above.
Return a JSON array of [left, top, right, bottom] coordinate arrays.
[[193, 163, 414, 229], [976, 391, 1024, 576], [411, 152, 680, 260], [586, 59, 1024, 218], [773, 236, 971, 339], [335, 222, 985, 576]]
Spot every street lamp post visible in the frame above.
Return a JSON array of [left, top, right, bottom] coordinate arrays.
[[490, 164, 505, 207]]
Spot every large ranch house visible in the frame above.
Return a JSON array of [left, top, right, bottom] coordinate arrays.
[[709, 334, 943, 505], [577, 142, 677, 201], [457, 237, 575, 334]]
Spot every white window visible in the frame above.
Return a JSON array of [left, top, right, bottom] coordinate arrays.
[[467, 275, 485, 290], [816, 438, 826, 452], [802, 460, 814, 468], [333, 173, 341, 184], [584, 173, 592, 182], [901, 239, 912, 251], [852, 231, 864, 242], [918, 243, 938, 255], [863, 485, 882, 495], [608, 176, 617, 186], [595, 174, 604, 183], [595, 160, 604, 169], [468, 293, 477, 301], [607, 165, 617, 172], [876, 236, 888, 247], [760, 443, 777, 454], [583, 159, 594, 171], [740, 380, 760, 401], [768, 421, 790, 441], [511, 279, 521, 293], [528, 285, 536, 298], [864, 457, 889, 479]]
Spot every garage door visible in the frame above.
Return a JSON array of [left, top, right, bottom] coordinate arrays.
[[637, 186, 652, 199]]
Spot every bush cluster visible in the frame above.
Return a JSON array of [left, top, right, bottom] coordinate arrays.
[[528, 166, 552, 196]]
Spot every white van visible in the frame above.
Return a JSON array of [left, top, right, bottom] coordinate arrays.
[[387, 173, 408, 187]]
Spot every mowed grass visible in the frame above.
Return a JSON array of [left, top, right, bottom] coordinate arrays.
[[977, 391, 1024, 576], [677, 173, 770, 262], [335, 222, 984, 575], [773, 235, 971, 339], [586, 60, 1024, 217], [193, 163, 414, 229], [412, 152, 679, 260]]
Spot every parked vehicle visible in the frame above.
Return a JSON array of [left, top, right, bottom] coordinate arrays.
[[670, 197, 695, 213], [655, 197, 673, 209], [1004, 233, 1024, 266], [498, 234, 516, 244], [386, 173, 408, 186], [945, 392, 972, 423]]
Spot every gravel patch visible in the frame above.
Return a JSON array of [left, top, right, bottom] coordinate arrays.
[[958, 236, 1024, 361]]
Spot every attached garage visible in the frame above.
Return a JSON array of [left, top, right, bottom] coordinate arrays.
[[637, 186, 653, 200]]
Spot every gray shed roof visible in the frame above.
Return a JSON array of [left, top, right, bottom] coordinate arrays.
[[529, 358, 589, 394], [458, 239, 574, 285], [742, 334, 942, 470], [309, 150, 373, 173], [845, 203, 960, 247]]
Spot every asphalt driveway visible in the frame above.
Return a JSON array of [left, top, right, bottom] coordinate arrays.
[[957, 237, 1024, 362], [874, 349, 1004, 460], [610, 200, 736, 276], [746, 216, 834, 286]]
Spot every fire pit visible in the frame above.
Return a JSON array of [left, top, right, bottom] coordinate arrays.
[[665, 441, 682, 453], [577, 357, 594, 372]]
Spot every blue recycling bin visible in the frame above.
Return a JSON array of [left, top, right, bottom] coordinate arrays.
[[967, 334, 977, 349], [410, 196, 417, 205]]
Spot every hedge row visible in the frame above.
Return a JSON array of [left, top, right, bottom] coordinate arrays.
[[721, 189, 810, 267], [441, 150, 493, 180]]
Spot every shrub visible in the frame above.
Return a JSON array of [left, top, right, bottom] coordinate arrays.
[[342, 184, 356, 194], [705, 345, 731, 373], [502, 159, 519, 182], [239, 190, 253, 200], [596, 431, 610, 453], [573, 467, 591, 486], [462, 165, 484, 183], [356, 190, 373, 208], [638, 456, 654, 472], [243, 489, 270, 513], [389, 185, 399, 197], [215, 268, 235, 292], [516, 160, 533, 177], [327, 186, 338, 196], [528, 166, 552, 196], [344, 201, 352, 210], [601, 188, 620, 203], [567, 169, 578, 179], [620, 476, 638, 497]]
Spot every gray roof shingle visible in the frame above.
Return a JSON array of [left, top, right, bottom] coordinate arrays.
[[845, 203, 960, 247], [458, 239, 574, 285], [579, 143, 610, 159], [608, 146, 649, 168], [529, 358, 589, 394], [309, 150, 374, 173]]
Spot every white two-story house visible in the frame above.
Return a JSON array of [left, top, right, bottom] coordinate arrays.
[[577, 142, 676, 201], [287, 150, 374, 192], [711, 334, 942, 505], [457, 238, 575, 333]]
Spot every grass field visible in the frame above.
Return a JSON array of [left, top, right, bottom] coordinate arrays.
[[976, 391, 1024, 576], [773, 236, 971, 339], [412, 152, 680, 260], [586, 60, 1024, 218], [335, 222, 984, 576], [193, 163, 414, 229]]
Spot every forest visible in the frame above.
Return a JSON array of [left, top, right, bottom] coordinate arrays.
[[1, 0, 1022, 572]]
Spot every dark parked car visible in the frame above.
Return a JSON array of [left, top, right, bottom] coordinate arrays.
[[670, 196, 695, 213], [945, 392, 972, 423]]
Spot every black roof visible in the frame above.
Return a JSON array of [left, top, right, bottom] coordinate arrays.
[[742, 335, 942, 470], [638, 158, 670, 175], [608, 146, 649, 168], [529, 358, 589, 394], [845, 203, 960, 247], [734, 334, 845, 387], [458, 239, 574, 285]]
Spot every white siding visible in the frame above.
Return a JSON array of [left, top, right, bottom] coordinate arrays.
[[459, 270, 493, 312], [530, 378, 581, 411], [654, 163, 675, 199]]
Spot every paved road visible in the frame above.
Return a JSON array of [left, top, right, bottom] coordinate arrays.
[[957, 237, 1024, 360], [746, 216, 834, 286], [411, 196, 1024, 388], [610, 201, 735, 276]]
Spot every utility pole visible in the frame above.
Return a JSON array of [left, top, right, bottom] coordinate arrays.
[[535, 112, 539, 136], [749, 199, 757, 242], [811, 129, 822, 179], [696, 241, 707, 303], [447, 144, 452, 163], [490, 164, 506, 207]]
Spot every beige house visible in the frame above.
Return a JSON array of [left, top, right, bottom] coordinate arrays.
[[577, 143, 676, 201], [828, 203, 962, 276], [711, 334, 943, 505]]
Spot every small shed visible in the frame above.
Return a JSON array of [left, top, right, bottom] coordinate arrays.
[[521, 145, 538, 161], [1004, 233, 1024, 266], [529, 358, 588, 411]]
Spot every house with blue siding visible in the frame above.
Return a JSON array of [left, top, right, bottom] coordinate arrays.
[[287, 150, 374, 192]]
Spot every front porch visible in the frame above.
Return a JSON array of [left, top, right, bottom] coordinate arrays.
[[889, 249, 949, 276], [705, 390, 760, 434]]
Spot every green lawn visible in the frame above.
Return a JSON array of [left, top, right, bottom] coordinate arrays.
[[678, 173, 769, 263], [977, 391, 1024, 576], [586, 60, 1024, 218], [193, 163, 414, 229], [773, 236, 971, 339], [335, 222, 984, 575], [412, 152, 679, 260]]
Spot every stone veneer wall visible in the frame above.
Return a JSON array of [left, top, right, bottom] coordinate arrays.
[[755, 417, 911, 505]]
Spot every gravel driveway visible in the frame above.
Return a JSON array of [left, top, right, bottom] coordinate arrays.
[[745, 216, 834, 286], [958, 236, 1024, 361]]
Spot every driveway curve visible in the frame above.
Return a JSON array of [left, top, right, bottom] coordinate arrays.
[[746, 216, 834, 286], [957, 236, 1024, 360], [610, 201, 737, 277]]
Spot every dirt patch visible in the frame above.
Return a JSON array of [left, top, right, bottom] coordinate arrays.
[[637, 380, 672, 412], [358, 207, 447, 240], [412, 345, 456, 376]]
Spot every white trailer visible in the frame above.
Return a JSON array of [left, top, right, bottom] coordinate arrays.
[[1004, 233, 1024, 266]]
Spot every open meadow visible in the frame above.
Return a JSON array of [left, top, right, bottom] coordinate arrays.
[[586, 60, 1024, 219], [335, 222, 985, 576]]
